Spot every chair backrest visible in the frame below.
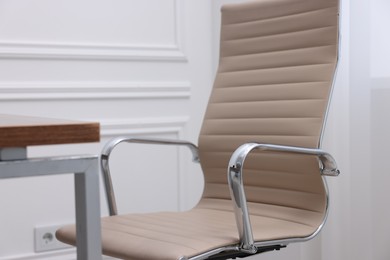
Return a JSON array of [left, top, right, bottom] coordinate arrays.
[[198, 0, 339, 230]]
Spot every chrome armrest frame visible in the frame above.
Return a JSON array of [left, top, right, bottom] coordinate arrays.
[[227, 142, 340, 253], [101, 136, 199, 216]]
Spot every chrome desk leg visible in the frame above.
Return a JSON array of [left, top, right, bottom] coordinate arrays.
[[75, 159, 102, 260]]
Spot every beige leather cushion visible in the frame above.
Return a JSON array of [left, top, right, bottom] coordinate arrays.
[[57, 199, 323, 260]]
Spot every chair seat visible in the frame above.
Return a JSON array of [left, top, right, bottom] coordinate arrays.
[[56, 199, 323, 260]]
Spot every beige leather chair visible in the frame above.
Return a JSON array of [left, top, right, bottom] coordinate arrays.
[[57, 0, 340, 259]]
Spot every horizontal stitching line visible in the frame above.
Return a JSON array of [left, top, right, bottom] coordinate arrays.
[[197, 202, 318, 228], [213, 82, 329, 90], [215, 80, 330, 89], [114, 215, 229, 235], [106, 217, 224, 242], [246, 201, 323, 214], [124, 212, 232, 227], [209, 100, 325, 104], [222, 44, 336, 59], [203, 119, 322, 124], [201, 133, 318, 136], [250, 213, 317, 228], [199, 198, 323, 214], [203, 186, 324, 213], [207, 182, 322, 195], [203, 117, 322, 120], [199, 150, 316, 157], [203, 167, 314, 175], [224, 25, 336, 43], [223, 6, 337, 26], [208, 98, 325, 104], [202, 134, 317, 139], [219, 63, 333, 75], [221, 45, 335, 61], [101, 222, 199, 250]]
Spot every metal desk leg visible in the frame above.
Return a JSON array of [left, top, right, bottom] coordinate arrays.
[[0, 155, 102, 260], [74, 159, 102, 260]]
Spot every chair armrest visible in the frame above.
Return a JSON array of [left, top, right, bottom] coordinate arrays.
[[227, 142, 340, 253], [101, 136, 199, 216]]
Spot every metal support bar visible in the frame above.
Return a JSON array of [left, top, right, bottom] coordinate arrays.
[[0, 155, 102, 260], [227, 143, 340, 253]]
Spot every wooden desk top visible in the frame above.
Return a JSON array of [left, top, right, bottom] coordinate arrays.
[[0, 114, 100, 147]]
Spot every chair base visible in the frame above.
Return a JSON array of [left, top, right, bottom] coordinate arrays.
[[206, 245, 287, 260]]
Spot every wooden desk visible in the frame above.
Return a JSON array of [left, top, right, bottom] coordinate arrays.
[[0, 114, 102, 260]]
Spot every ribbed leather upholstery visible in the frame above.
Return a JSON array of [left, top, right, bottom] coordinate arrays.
[[199, 0, 339, 221], [56, 0, 339, 259]]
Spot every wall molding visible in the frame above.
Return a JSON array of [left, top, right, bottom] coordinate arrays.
[[99, 116, 189, 138], [0, 0, 186, 61], [0, 42, 186, 61], [0, 81, 191, 101], [100, 116, 189, 212], [0, 249, 76, 260]]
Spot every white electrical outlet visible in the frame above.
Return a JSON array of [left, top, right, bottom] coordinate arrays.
[[34, 225, 71, 252]]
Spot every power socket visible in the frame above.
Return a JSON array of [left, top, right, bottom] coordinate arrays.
[[34, 225, 71, 252]]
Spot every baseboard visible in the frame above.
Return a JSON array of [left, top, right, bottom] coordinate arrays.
[[0, 249, 116, 260]]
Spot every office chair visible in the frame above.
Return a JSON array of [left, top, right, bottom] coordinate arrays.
[[57, 0, 340, 259]]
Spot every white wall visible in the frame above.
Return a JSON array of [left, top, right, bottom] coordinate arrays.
[[1, 0, 390, 260], [367, 1, 390, 259], [321, 0, 390, 260]]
